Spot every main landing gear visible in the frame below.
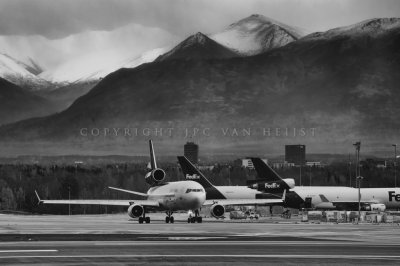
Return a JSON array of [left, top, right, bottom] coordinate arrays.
[[188, 209, 202, 223], [165, 211, 174, 223], [138, 209, 150, 224]]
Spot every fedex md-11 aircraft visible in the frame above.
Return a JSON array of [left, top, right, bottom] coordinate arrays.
[[36, 140, 206, 224], [177, 156, 286, 219], [250, 157, 400, 211]]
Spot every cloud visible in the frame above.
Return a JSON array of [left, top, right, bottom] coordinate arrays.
[[0, 0, 399, 39]]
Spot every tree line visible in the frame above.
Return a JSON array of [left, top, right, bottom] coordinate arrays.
[[0, 161, 396, 214]]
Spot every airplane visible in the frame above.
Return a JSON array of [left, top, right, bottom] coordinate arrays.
[[249, 157, 400, 212], [36, 140, 206, 224], [177, 156, 286, 219]]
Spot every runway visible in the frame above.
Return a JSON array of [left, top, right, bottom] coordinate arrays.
[[1, 214, 400, 265]]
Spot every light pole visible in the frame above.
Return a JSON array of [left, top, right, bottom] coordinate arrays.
[[393, 144, 397, 187], [348, 154, 352, 187], [299, 165, 302, 186], [353, 141, 361, 222], [68, 185, 71, 216]]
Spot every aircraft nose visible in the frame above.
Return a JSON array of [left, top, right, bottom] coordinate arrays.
[[192, 192, 206, 208]]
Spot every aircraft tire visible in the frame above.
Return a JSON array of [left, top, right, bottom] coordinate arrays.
[[166, 216, 170, 223], [190, 217, 196, 223], [145, 217, 150, 223], [187, 218, 191, 223], [170, 217, 174, 223], [139, 217, 144, 224], [197, 217, 202, 223]]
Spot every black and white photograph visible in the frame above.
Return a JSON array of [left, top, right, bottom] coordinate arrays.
[[0, 0, 400, 264]]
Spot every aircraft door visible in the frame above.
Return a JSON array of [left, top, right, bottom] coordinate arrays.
[[304, 197, 312, 209]]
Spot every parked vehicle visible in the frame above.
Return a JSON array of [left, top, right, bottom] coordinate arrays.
[[245, 210, 259, 219], [230, 211, 247, 220]]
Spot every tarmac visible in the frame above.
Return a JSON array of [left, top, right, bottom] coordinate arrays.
[[0, 213, 400, 265]]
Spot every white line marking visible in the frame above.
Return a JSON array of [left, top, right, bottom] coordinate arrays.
[[0, 250, 58, 253], [0, 254, 399, 259]]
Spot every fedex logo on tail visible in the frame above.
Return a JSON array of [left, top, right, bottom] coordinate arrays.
[[186, 174, 200, 180]]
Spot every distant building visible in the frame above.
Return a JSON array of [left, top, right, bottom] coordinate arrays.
[[361, 158, 387, 169], [285, 145, 306, 166], [305, 161, 322, 167], [272, 162, 295, 168], [241, 158, 268, 169], [184, 142, 199, 164]]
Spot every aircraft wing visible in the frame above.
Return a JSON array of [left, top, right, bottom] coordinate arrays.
[[108, 186, 148, 197], [203, 198, 283, 206], [108, 186, 174, 197], [35, 191, 159, 207]]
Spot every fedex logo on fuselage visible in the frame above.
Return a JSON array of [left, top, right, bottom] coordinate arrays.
[[389, 191, 400, 202], [186, 174, 200, 180]]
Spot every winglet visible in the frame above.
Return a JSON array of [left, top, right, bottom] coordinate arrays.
[[319, 194, 329, 202], [149, 140, 157, 169], [34, 190, 42, 204]]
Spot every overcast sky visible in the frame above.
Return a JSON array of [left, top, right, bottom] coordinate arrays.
[[0, 0, 399, 39]]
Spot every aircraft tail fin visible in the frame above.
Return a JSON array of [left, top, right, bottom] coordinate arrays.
[[250, 158, 284, 182], [177, 156, 214, 188], [149, 139, 157, 169], [178, 156, 226, 199]]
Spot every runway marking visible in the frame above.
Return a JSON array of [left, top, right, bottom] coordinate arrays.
[[0, 250, 58, 253], [92, 241, 400, 246], [0, 254, 399, 260]]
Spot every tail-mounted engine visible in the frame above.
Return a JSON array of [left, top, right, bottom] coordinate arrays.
[[128, 204, 144, 218], [145, 168, 166, 185], [247, 178, 295, 193], [210, 204, 225, 218]]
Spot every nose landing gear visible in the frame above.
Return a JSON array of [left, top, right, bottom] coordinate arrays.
[[165, 211, 174, 223], [188, 209, 202, 223]]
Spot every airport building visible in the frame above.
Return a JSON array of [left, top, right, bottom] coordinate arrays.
[[241, 158, 268, 169], [285, 145, 306, 166], [184, 142, 199, 165]]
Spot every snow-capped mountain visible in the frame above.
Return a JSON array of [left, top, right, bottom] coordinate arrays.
[[211, 14, 307, 55], [0, 53, 50, 90], [156, 32, 239, 61], [303, 18, 400, 40], [39, 47, 169, 84]]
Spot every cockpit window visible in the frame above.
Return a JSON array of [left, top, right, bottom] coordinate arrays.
[[185, 188, 204, 193]]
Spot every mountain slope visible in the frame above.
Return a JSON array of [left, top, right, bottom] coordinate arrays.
[[211, 14, 306, 55], [0, 77, 57, 125], [0, 18, 399, 154], [156, 32, 239, 61], [0, 53, 50, 90]]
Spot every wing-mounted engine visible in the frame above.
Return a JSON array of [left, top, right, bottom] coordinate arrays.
[[128, 204, 144, 218], [145, 168, 166, 186], [210, 204, 225, 218]]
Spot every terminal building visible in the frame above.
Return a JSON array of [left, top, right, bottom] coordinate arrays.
[[285, 145, 306, 166], [184, 142, 199, 165]]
